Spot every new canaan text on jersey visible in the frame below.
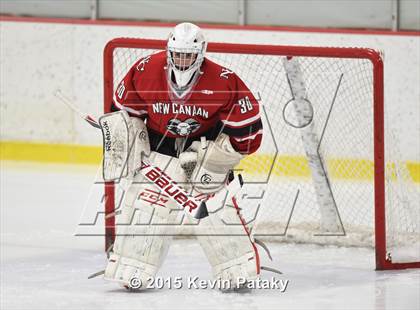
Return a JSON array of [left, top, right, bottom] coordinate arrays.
[[152, 102, 209, 119]]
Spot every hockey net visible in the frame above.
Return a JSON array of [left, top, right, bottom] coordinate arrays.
[[103, 38, 419, 270]]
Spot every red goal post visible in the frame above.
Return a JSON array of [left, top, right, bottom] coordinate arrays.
[[103, 38, 419, 271]]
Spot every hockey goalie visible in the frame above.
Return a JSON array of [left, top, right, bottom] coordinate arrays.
[[100, 22, 264, 291]]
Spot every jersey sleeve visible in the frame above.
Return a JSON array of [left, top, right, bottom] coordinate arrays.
[[111, 58, 148, 118], [219, 72, 263, 155]]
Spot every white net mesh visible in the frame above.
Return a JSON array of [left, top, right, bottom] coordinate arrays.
[[108, 43, 419, 264]]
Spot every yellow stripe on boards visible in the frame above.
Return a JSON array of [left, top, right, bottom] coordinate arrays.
[[406, 161, 420, 183], [238, 155, 419, 183], [0, 141, 418, 183], [0, 141, 102, 165]]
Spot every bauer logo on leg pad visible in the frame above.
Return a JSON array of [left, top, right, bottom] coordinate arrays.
[[140, 160, 204, 216]]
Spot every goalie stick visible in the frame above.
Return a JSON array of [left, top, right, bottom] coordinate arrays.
[[54, 89, 208, 219]]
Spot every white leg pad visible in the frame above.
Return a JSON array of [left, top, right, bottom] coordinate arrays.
[[104, 153, 183, 288], [104, 200, 174, 288], [195, 199, 259, 289], [213, 252, 258, 287], [104, 254, 158, 289]]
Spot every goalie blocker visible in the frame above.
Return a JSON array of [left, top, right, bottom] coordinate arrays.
[[99, 110, 150, 181]]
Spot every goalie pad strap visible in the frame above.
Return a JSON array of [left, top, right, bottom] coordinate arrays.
[[232, 196, 260, 274]]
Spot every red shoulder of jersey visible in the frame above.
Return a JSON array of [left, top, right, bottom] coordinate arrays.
[[111, 51, 167, 117], [201, 58, 263, 155]]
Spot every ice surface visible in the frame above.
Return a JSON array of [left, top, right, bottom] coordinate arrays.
[[1, 161, 419, 310]]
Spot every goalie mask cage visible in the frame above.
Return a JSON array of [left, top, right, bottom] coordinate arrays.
[[103, 38, 420, 271]]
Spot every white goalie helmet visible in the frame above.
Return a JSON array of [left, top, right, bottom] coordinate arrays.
[[166, 22, 207, 93]]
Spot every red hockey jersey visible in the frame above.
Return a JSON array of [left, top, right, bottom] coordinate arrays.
[[112, 51, 262, 157]]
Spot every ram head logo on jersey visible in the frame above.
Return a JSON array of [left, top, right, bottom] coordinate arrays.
[[167, 118, 201, 136]]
